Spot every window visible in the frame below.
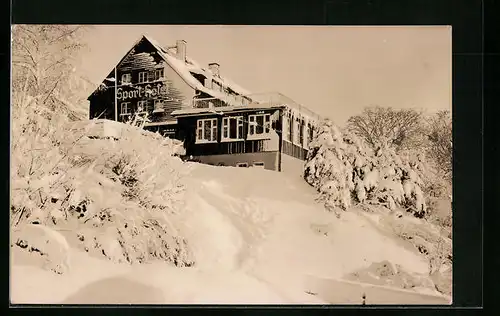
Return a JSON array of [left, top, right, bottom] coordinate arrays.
[[138, 72, 147, 83], [153, 99, 164, 113], [137, 100, 147, 113], [236, 162, 249, 168], [121, 73, 131, 84], [155, 69, 164, 80], [222, 116, 244, 141], [283, 116, 289, 141], [120, 102, 131, 116], [147, 71, 155, 82], [252, 162, 265, 168], [248, 114, 271, 138], [293, 119, 301, 145], [299, 121, 304, 147], [196, 118, 218, 143], [303, 124, 309, 148]]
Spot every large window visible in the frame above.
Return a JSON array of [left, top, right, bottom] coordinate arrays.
[[222, 116, 244, 141], [121, 73, 131, 84], [196, 118, 218, 143], [248, 114, 271, 138], [138, 71, 148, 83]]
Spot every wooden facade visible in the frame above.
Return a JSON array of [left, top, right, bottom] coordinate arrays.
[[88, 37, 194, 136]]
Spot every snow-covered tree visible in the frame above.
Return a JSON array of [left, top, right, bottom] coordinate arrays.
[[10, 26, 194, 267], [11, 24, 91, 121], [304, 119, 427, 217], [424, 110, 452, 180]]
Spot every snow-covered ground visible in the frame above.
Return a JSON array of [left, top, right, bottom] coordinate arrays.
[[10, 161, 450, 305]]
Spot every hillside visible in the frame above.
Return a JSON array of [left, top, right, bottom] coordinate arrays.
[[10, 120, 451, 305]]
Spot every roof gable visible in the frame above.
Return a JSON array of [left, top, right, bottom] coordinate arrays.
[[88, 35, 252, 104]]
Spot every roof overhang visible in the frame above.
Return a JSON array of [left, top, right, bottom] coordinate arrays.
[[171, 105, 285, 118]]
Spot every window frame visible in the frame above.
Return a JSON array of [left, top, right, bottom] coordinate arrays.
[[155, 69, 164, 80], [138, 71, 148, 83], [247, 113, 271, 140], [120, 102, 131, 119], [282, 115, 289, 141], [293, 119, 301, 145], [196, 118, 218, 144], [121, 73, 131, 84], [136, 100, 148, 113], [221, 116, 244, 142]]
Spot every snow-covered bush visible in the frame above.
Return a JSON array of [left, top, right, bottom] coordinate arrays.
[[11, 110, 194, 266], [304, 119, 427, 217]]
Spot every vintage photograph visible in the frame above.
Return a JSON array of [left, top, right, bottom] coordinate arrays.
[[10, 25, 452, 304]]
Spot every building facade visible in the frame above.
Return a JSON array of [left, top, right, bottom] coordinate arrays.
[[88, 35, 321, 174]]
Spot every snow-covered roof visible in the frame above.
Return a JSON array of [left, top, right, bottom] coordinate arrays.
[[144, 36, 251, 100], [89, 35, 252, 104]]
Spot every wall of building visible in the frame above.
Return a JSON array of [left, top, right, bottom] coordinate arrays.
[[176, 108, 282, 157], [280, 151, 307, 179], [191, 151, 279, 171]]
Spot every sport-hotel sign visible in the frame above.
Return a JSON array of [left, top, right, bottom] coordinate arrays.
[[116, 83, 168, 101]]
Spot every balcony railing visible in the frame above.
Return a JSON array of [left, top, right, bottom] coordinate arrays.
[[192, 98, 227, 109], [190, 91, 322, 122]]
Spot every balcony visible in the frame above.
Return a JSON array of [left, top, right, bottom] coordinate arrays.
[[190, 92, 321, 122]]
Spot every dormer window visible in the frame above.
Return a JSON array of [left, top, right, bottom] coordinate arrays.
[[121, 73, 131, 84]]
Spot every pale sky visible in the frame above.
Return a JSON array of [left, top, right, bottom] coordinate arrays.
[[79, 25, 451, 126]]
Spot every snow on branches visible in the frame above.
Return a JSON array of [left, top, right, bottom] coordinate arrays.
[[304, 119, 427, 217]]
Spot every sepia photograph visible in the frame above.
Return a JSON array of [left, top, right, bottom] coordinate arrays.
[[10, 25, 452, 305]]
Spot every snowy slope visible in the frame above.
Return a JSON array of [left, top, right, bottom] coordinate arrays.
[[10, 161, 449, 305]]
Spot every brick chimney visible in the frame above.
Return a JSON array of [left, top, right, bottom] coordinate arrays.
[[176, 40, 187, 62], [208, 62, 220, 77]]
